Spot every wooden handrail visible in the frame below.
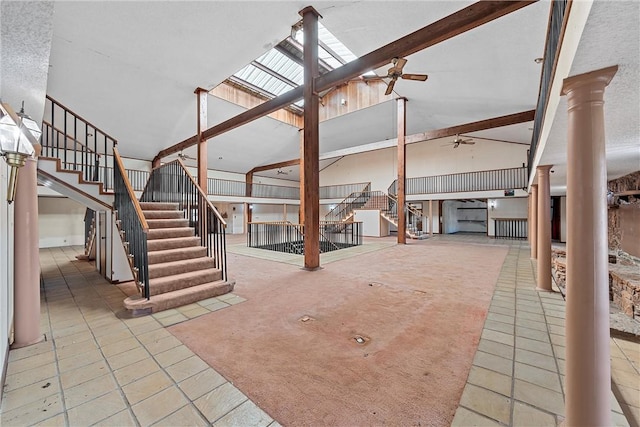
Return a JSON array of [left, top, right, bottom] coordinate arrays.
[[42, 120, 100, 156], [174, 159, 227, 226], [46, 95, 117, 144], [114, 147, 149, 231]]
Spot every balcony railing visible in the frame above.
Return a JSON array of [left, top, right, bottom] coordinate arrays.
[[388, 167, 528, 196], [528, 0, 569, 176]]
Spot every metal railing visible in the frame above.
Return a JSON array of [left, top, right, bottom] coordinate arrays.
[[325, 183, 372, 221], [42, 95, 116, 190], [113, 148, 150, 298], [528, 0, 569, 176], [247, 221, 362, 254], [356, 191, 423, 235], [494, 218, 528, 240], [319, 182, 370, 200], [141, 159, 227, 281], [207, 177, 370, 201], [97, 166, 149, 192], [388, 167, 528, 196]]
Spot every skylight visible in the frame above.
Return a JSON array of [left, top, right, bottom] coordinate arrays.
[[227, 20, 360, 111]]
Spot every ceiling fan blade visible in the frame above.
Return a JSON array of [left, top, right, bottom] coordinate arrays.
[[401, 73, 428, 81], [384, 78, 396, 96], [463, 140, 476, 145], [394, 57, 407, 72]]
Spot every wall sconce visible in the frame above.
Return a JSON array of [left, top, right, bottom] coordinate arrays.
[[488, 200, 497, 210], [0, 101, 38, 204]]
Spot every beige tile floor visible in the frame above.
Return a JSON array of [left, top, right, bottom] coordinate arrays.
[[451, 243, 637, 427], [1, 246, 276, 427], [1, 238, 638, 426]]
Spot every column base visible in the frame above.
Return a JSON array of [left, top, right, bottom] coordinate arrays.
[[535, 286, 556, 293], [11, 334, 46, 349]]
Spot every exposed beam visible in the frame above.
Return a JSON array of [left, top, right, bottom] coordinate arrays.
[[248, 158, 301, 174], [241, 109, 535, 170], [406, 110, 535, 144], [153, 1, 536, 164]]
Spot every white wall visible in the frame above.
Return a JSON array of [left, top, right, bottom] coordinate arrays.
[[250, 204, 298, 223], [1, 161, 15, 389], [320, 137, 528, 193], [353, 209, 389, 237], [38, 197, 86, 248], [486, 197, 528, 237]]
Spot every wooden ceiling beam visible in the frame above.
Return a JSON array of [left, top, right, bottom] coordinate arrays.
[[406, 109, 535, 144], [243, 109, 535, 172], [249, 158, 301, 174], [314, 1, 537, 92], [153, 1, 537, 164]]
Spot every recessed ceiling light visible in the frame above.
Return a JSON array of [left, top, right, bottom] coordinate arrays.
[[534, 57, 544, 64]]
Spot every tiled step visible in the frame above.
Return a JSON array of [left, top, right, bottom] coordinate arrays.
[[146, 236, 200, 251], [146, 227, 195, 240], [146, 218, 190, 229], [148, 268, 223, 295], [124, 279, 234, 314], [148, 257, 215, 280], [148, 246, 207, 265], [139, 202, 179, 211], [143, 210, 184, 220]]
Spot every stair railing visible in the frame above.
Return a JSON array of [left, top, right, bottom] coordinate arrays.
[[113, 147, 150, 298], [42, 95, 116, 190], [325, 183, 371, 222], [141, 159, 227, 281]]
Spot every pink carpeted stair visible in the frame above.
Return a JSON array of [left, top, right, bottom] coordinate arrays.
[[123, 202, 233, 314]]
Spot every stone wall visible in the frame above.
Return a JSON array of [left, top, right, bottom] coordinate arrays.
[[608, 171, 640, 264]]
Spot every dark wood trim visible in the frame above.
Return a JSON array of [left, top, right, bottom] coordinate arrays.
[[406, 110, 535, 144], [397, 97, 407, 244], [113, 148, 150, 231], [301, 6, 321, 270], [36, 169, 113, 211], [153, 1, 536, 164], [249, 159, 301, 174]]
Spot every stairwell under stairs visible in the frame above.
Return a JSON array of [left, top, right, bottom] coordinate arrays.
[[122, 202, 233, 314]]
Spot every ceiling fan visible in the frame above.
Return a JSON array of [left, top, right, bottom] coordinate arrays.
[[444, 135, 476, 148], [382, 57, 429, 96], [277, 169, 290, 175], [178, 152, 196, 161]]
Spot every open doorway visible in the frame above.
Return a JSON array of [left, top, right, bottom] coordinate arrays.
[[441, 199, 488, 234]]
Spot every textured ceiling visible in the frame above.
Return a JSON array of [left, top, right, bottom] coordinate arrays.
[[5, 1, 635, 192]]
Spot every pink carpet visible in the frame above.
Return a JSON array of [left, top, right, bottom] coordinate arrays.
[[170, 239, 509, 426]]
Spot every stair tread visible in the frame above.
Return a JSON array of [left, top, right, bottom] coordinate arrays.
[[148, 257, 214, 270], [148, 246, 206, 255], [123, 279, 234, 313], [149, 267, 220, 286]]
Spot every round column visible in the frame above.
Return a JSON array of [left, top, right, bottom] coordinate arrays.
[[536, 166, 553, 291], [530, 184, 538, 259], [562, 65, 617, 426], [13, 146, 43, 348]]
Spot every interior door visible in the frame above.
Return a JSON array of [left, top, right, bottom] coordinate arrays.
[[98, 211, 107, 274]]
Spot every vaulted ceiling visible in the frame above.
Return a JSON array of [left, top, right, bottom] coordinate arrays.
[[2, 1, 638, 193]]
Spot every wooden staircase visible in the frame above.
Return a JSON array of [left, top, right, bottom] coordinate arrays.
[[122, 202, 233, 314]]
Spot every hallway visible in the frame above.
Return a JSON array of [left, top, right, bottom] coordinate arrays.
[[0, 237, 637, 426]]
